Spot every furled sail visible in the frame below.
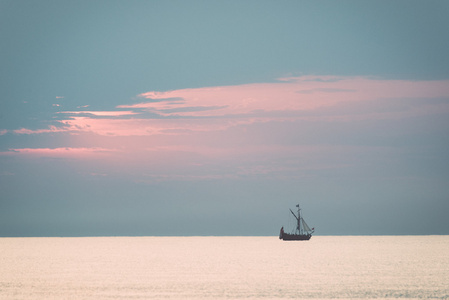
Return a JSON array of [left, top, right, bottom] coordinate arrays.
[[301, 218, 312, 233]]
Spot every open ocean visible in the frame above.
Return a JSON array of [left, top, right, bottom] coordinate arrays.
[[1, 236, 448, 299]]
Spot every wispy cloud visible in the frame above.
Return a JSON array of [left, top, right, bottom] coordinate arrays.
[[13, 76, 448, 138], [13, 126, 72, 135], [5, 76, 448, 181], [126, 76, 449, 119], [2, 147, 119, 158], [58, 110, 138, 117]]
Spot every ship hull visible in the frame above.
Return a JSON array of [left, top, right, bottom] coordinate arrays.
[[280, 233, 311, 241]]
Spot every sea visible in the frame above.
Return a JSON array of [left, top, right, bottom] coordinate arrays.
[[1, 236, 448, 299]]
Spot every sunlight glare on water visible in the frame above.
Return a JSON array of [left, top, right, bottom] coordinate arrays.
[[1, 236, 448, 299]]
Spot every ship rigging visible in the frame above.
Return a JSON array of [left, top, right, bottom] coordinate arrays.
[[279, 204, 314, 241]]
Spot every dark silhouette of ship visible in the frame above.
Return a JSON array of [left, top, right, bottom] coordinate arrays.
[[279, 204, 314, 241]]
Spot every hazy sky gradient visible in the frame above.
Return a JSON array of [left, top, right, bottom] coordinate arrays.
[[1, 0, 449, 236]]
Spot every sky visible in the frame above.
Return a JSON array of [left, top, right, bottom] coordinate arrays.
[[1, 0, 449, 236]]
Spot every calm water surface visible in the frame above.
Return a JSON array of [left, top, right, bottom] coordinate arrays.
[[1, 236, 448, 299]]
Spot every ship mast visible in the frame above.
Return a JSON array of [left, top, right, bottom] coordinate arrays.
[[289, 204, 301, 235]]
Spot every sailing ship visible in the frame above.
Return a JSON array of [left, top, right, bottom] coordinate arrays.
[[279, 204, 314, 241]]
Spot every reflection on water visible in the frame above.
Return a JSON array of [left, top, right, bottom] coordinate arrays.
[[1, 236, 448, 299]]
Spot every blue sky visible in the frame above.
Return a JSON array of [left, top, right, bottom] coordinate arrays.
[[1, 0, 449, 236]]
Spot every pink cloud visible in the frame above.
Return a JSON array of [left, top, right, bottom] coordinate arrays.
[[123, 76, 449, 119], [13, 126, 73, 135], [58, 116, 254, 136], [58, 110, 138, 117], [7, 76, 448, 183], [2, 147, 119, 159], [13, 76, 449, 138]]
